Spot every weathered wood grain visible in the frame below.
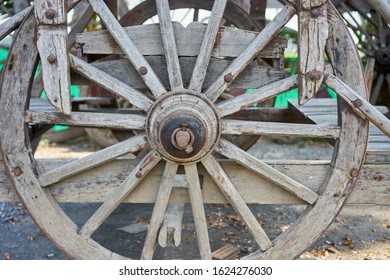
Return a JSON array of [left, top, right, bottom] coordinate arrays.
[[218, 75, 298, 117], [88, 0, 166, 98], [298, 0, 328, 104], [325, 74, 390, 138], [141, 161, 178, 260], [76, 22, 287, 58], [156, 0, 183, 90], [367, 0, 390, 25], [189, 0, 227, 92], [202, 155, 272, 251], [38, 134, 148, 187], [0, 11, 38, 155], [26, 110, 146, 130], [35, 0, 71, 114], [205, 5, 295, 102], [79, 152, 161, 239], [184, 163, 212, 260], [158, 203, 184, 248], [70, 55, 153, 111], [221, 119, 340, 138], [1, 159, 390, 205], [0, 6, 32, 40], [216, 139, 319, 205], [71, 57, 291, 90]]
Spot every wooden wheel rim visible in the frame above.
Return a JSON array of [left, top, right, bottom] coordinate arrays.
[[0, 1, 368, 259]]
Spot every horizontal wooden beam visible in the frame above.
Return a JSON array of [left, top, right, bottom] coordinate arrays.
[[71, 57, 290, 90], [76, 22, 286, 58], [0, 158, 388, 205]]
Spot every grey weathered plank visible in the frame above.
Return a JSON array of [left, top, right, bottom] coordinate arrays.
[[71, 57, 290, 90], [1, 159, 390, 205], [76, 22, 287, 58]]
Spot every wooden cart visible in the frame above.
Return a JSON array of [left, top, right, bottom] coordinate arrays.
[[0, 0, 389, 260]]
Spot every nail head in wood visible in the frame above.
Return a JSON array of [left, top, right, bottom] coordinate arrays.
[[224, 73, 234, 83], [45, 9, 57, 20], [13, 166, 22, 177], [47, 54, 57, 64], [352, 99, 363, 108], [136, 171, 143, 178], [138, 66, 148, 75], [350, 168, 359, 178], [308, 69, 322, 81], [310, 7, 325, 18]]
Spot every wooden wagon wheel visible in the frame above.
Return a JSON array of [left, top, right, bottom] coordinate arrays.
[[0, 0, 369, 259], [86, 0, 262, 150]]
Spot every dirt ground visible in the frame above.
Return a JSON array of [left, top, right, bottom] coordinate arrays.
[[0, 135, 389, 260]]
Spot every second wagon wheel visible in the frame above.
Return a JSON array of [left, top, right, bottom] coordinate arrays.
[[333, 0, 390, 110], [0, 0, 368, 259]]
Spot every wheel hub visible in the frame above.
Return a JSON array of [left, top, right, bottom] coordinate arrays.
[[374, 48, 390, 73], [146, 90, 220, 163]]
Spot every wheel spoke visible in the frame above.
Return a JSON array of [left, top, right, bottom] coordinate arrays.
[[204, 5, 295, 102], [68, 4, 95, 45], [365, 58, 376, 95], [141, 161, 178, 260], [218, 75, 298, 117], [88, 0, 166, 98], [370, 73, 384, 104], [26, 111, 145, 130], [189, 0, 227, 92], [156, 0, 183, 90], [0, 6, 32, 40], [325, 74, 390, 137], [202, 155, 272, 251], [70, 54, 153, 111], [79, 151, 161, 239], [216, 139, 319, 205], [221, 120, 340, 139], [39, 134, 148, 187], [184, 163, 212, 260]]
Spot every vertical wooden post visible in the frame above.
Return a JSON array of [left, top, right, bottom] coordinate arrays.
[[35, 0, 72, 115], [298, 0, 329, 105]]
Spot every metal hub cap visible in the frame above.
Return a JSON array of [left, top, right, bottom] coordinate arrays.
[[375, 48, 390, 73], [146, 90, 220, 163]]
